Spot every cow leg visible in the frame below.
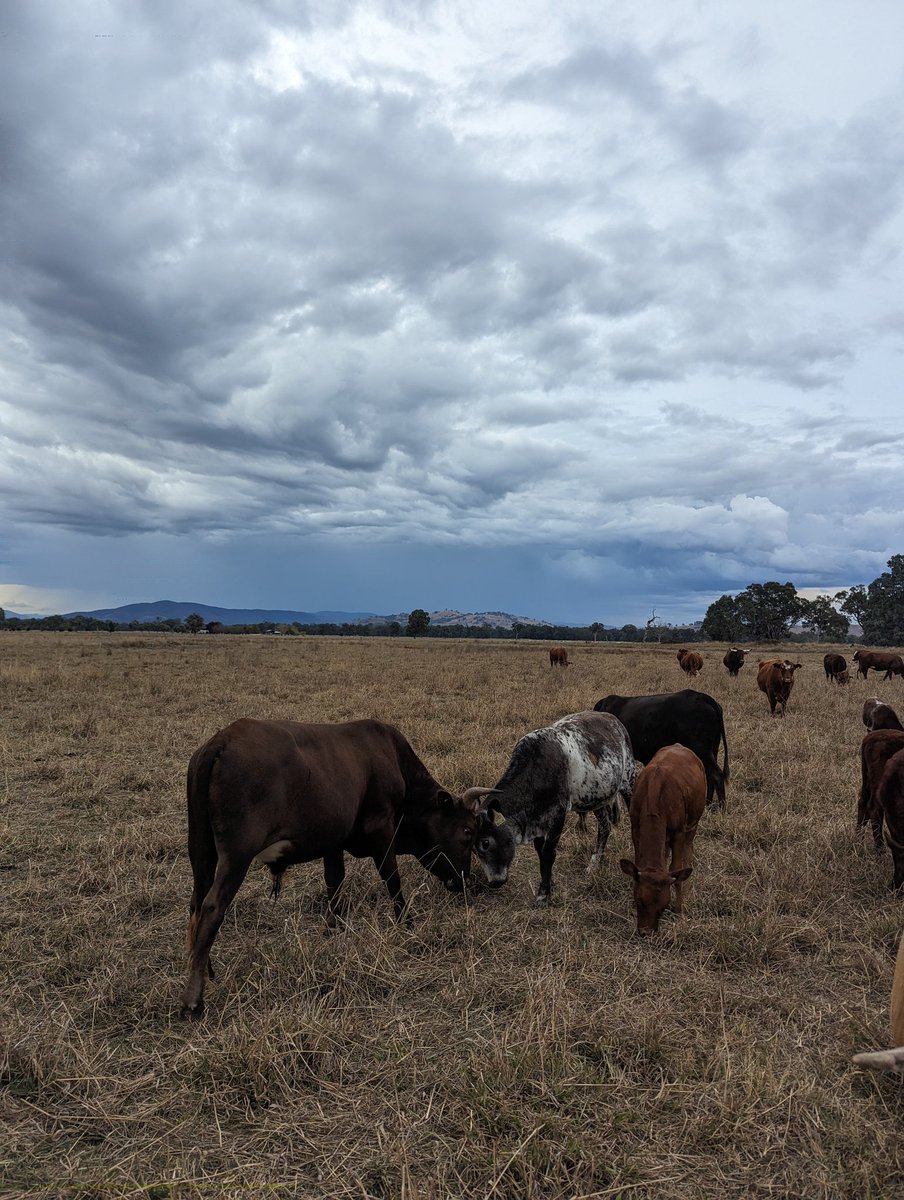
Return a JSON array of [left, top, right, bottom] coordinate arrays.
[[323, 851, 346, 929], [534, 808, 567, 906], [587, 808, 614, 874], [374, 847, 410, 925], [181, 855, 252, 1019], [671, 830, 694, 916]]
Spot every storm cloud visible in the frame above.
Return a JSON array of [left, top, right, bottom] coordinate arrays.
[[2, 0, 904, 622]]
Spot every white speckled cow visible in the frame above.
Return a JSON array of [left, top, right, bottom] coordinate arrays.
[[474, 711, 635, 906]]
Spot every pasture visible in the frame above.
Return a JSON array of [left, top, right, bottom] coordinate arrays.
[[1, 633, 903, 1198]]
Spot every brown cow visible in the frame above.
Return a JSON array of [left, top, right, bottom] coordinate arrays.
[[876, 748, 904, 889], [823, 652, 849, 684], [677, 648, 703, 677], [852, 930, 904, 1074], [618, 744, 707, 935], [863, 698, 904, 732], [181, 718, 490, 1018], [756, 659, 802, 716], [722, 646, 749, 677], [853, 649, 904, 680], [548, 647, 569, 667], [858, 729, 904, 850]]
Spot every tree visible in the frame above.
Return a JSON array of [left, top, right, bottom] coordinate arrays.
[[735, 581, 804, 641], [799, 594, 849, 642], [701, 594, 743, 642], [860, 555, 904, 646], [837, 585, 868, 629], [185, 612, 205, 635], [0, 606, 5, 622], [406, 608, 430, 637], [589, 622, 604, 642]]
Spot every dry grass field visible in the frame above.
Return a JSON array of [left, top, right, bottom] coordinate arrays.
[[2, 632, 903, 1198]]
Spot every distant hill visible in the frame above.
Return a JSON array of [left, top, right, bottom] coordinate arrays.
[[59, 600, 551, 629], [63, 600, 378, 625]]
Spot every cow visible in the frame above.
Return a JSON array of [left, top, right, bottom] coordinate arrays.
[[619, 744, 707, 935], [676, 648, 703, 677], [549, 647, 569, 667], [756, 659, 802, 717], [863, 698, 904, 732], [852, 930, 904, 1075], [181, 718, 491, 1018], [853, 649, 904, 681], [857, 729, 904, 851], [722, 646, 749, 677], [823, 652, 849, 684], [593, 689, 729, 809], [876, 748, 904, 890], [472, 712, 635, 906]]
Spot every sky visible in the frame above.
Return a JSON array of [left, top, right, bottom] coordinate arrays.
[[2, 0, 904, 625]]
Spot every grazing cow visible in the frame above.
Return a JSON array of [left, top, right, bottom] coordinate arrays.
[[853, 649, 904, 680], [722, 646, 749, 677], [548, 647, 569, 667], [473, 712, 635, 905], [853, 930, 904, 1075], [876, 748, 904, 890], [756, 659, 802, 716], [181, 718, 489, 1018], [593, 689, 729, 809], [823, 652, 849, 684], [676, 648, 703, 677], [857, 729, 904, 850], [863, 697, 904, 732], [619, 745, 707, 935]]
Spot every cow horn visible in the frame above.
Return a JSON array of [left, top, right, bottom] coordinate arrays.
[[462, 787, 499, 801]]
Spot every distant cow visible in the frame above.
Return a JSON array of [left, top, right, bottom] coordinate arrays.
[[863, 698, 904, 732], [549, 647, 569, 667], [181, 718, 489, 1018], [756, 659, 802, 717], [823, 652, 849, 684], [677, 648, 703, 677], [876, 748, 904, 890], [858, 729, 904, 851], [593, 689, 729, 809], [853, 649, 904, 681], [473, 712, 635, 905], [619, 745, 707, 935], [722, 647, 749, 677]]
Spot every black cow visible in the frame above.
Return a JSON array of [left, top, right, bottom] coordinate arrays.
[[473, 712, 635, 906], [593, 689, 729, 809], [823, 652, 849, 684]]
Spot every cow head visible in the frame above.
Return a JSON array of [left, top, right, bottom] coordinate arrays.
[[415, 787, 495, 891], [836, 669, 851, 685], [472, 802, 516, 887], [619, 859, 692, 935]]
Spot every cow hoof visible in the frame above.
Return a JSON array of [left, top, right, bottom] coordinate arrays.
[[180, 1002, 205, 1021], [533, 893, 550, 908]]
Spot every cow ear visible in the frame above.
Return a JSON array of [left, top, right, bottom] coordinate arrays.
[[619, 858, 639, 880], [671, 867, 692, 882]]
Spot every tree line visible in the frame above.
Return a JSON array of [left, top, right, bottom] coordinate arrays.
[[2, 555, 904, 643]]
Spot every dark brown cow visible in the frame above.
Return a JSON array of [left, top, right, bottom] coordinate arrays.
[[619, 744, 707, 935], [548, 647, 569, 667], [722, 646, 749, 677], [677, 648, 703, 677], [823, 652, 849, 684], [863, 698, 904, 732], [181, 718, 490, 1018], [853, 649, 904, 680], [858, 729, 904, 850], [876, 748, 904, 890], [756, 659, 802, 716]]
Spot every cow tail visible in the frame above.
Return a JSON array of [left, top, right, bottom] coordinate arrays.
[[186, 740, 221, 958], [720, 711, 730, 785]]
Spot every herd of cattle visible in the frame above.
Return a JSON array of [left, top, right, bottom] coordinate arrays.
[[180, 647, 904, 1038]]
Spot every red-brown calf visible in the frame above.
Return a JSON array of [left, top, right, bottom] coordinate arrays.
[[858, 729, 904, 851], [677, 648, 703, 677], [619, 744, 707, 935], [757, 659, 802, 717]]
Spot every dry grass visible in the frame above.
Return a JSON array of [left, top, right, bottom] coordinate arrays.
[[1, 632, 903, 1198]]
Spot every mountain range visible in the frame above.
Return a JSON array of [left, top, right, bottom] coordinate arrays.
[[42, 600, 552, 630]]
